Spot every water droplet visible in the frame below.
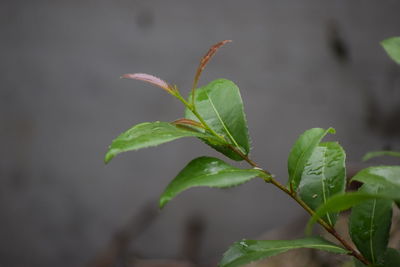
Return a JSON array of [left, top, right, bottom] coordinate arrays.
[[239, 241, 248, 247]]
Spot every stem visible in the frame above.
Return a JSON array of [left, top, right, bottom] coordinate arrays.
[[270, 178, 369, 265], [229, 149, 371, 265], [227, 144, 267, 173], [173, 91, 226, 143], [190, 108, 222, 139], [173, 87, 369, 265], [191, 82, 197, 106]]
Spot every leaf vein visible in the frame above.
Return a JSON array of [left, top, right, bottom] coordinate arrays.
[[205, 91, 243, 153], [245, 244, 346, 253], [320, 148, 333, 226], [369, 199, 377, 263]]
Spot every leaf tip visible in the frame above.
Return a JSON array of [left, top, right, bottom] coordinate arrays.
[[327, 127, 336, 134], [193, 40, 233, 88], [121, 73, 173, 93], [104, 151, 114, 164], [361, 154, 370, 162], [159, 197, 169, 209]]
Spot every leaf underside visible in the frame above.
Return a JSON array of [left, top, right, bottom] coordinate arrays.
[[219, 237, 348, 267], [105, 121, 220, 163], [185, 79, 250, 161], [299, 142, 346, 226], [159, 156, 264, 208]]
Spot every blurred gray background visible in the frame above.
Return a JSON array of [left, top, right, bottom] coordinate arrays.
[[1, 0, 400, 266]]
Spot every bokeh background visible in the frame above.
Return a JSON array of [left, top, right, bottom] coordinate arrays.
[[1, 1, 400, 266]]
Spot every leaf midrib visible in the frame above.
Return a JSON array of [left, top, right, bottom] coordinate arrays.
[[292, 138, 317, 187], [230, 243, 347, 264], [254, 243, 344, 251], [320, 148, 333, 226], [177, 169, 260, 184], [369, 199, 377, 263], [205, 91, 243, 153]]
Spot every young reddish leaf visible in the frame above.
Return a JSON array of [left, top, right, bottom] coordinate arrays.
[[172, 118, 205, 129], [121, 73, 173, 93], [192, 40, 232, 89]]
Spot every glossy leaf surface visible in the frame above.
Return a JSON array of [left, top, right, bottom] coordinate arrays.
[[351, 166, 400, 191], [185, 79, 250, 161], [307, 191, 400, 233], [299, 142, 346, 226], [219, 237, 348, 267], [381, 37, 400, 64], [287, 128, 335, 191], [349, 184, 393, 264], [363, 150, 400, 161], [159, 157, 265, 208], [105, 121, 220, 163], [355, 166, 400, 209]]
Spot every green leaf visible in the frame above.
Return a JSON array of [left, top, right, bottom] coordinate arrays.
[[383, 248, 400, 267], [219, 237, 348, 267], [363, 151, 400, 161], [381, 37, 400, 64], [349, 184, 393, 265], [352, 166, 400, 210], [185, 79, 250, 161], [105, 121, 221, 163], [351, 166, 400, 191], [307, 166, 400, 233], [159, 156, 265, 208], [353, 258, 366, 267], [306, 191, 400, 234], [287, 127, 335, 191], [299, 142, 346, 226]]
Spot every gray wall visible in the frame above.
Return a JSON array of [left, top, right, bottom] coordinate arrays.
[[1, 1, 400, 266]]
